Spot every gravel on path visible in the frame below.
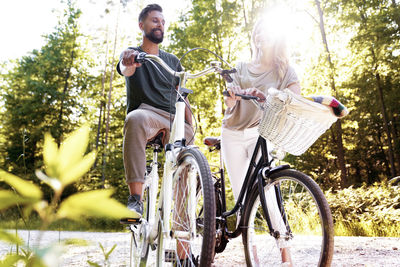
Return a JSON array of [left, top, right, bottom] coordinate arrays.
[[1, 230, 399, 266]]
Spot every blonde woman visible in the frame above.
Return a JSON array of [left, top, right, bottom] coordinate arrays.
[[221, 18, 300, 266]]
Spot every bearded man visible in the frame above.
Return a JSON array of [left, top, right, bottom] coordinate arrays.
[[116, 4, 193, 217]]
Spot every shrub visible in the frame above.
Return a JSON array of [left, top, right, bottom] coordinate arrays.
[[326, 182, 400, 237]]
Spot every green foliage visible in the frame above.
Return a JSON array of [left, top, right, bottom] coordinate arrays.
[[0, 230, 24, 246], [326, 182, 400, 237], [0, 171, 42, 199], [58, 189, 131, 220], [41, 126, 96, 190], [1, 0, 96, 179], [87, 243, 117, 267], [285, 0, 400, 188], [0, 125, 132, 266]]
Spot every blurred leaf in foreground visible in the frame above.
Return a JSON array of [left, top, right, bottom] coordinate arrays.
[[0, 170, 43, 199], [57, 189, 133, 220], [42, 125, 96, 189]]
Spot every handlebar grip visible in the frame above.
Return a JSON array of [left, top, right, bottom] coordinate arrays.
[[222, 90, 260, 100], [134, 52, 147, 63], [235, 93, 259, 100]]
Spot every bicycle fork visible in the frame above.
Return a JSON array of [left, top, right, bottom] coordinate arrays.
[[256, 166, 292, 241], [168, 155, 197, 240]]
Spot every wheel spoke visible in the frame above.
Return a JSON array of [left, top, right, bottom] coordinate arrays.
[[157, 148, 215, 266], [243, 169, 334, 266]]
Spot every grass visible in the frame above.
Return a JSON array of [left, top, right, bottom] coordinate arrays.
[[334, 218, 400, 237], [326, 182, 400, 237], [250, 181, 400, 238]]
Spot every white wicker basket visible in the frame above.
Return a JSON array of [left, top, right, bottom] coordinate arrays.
[[258, 88, 338, 156]]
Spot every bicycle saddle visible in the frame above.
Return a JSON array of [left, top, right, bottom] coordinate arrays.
[[146, 129, 167, 148], [203, 136, 221, 149]]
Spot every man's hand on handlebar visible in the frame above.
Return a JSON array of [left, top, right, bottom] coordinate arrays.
[[121, 49, 142, 68]]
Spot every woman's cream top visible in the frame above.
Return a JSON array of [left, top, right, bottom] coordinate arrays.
[[222, 62, 298, 131]]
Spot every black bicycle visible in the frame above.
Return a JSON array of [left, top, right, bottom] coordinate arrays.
[[204, 120, 334, 266]]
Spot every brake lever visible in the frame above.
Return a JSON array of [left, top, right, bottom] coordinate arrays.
[[219, 68, 236, 83], [134, 52, 147, 63]]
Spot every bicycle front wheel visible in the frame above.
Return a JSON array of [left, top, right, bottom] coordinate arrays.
[[130, 186, 150, 267], [242, 169, 334, 267], [157, 148, 216, 266]]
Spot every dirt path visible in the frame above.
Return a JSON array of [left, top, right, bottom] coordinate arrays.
[[1, 230, 399, 266]]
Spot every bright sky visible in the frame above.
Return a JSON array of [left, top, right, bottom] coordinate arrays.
[[0, 0, 190, 62], [0, 0, 61, 61]]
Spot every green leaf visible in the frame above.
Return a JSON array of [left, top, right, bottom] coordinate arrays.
[[59, 150, 96, 186], [105, 244, 117, 259], [87, 260, 101, 267], [0, 254, 24, 267], [0, 169, 42, 199], [99, 243, 105, 254], [0, 229, 24, 245], [0, 190, 39, 210], [43, 132, 59, 178], [58, 125, 90, 174], [57, 189, 133, 220]]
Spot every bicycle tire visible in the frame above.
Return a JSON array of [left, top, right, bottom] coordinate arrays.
[[213, 174, 228, 254], [242, 169, 334, 267], [157, 148, 216, 266], [130, 186, 150, 267]]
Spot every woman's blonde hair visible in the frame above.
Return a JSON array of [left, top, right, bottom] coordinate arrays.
[[250, 18, 289, 81]]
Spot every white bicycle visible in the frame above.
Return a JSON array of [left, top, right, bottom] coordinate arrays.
[[120, 51, 236, 267]]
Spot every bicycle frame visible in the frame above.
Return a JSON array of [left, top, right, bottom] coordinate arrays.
[[135, 53, 228, 254], [218, 136, 291, 238]]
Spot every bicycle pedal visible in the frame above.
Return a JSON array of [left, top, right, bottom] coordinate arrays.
[[164, 249, 176, 262], [120, 218, 141, 225]]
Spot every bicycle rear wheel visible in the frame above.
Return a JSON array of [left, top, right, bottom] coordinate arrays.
[[242, 169, 334, 267], [157, 148, 215, 266]]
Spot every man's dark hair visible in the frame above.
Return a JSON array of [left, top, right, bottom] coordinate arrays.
[[139, 4, 163, 22]]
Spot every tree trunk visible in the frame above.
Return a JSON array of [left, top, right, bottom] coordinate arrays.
[[374, 71, 396, 177], [102, 5, 120, 185], [390, 113, 400, 173], [375, 128, 392, 178], [197, 112, 204, 136], [94, 27, 109, 168], [363, 9, 397, 177], [57, 50, 75, 146], [315, 0, 348, 188], [240, 0, 251, 55]]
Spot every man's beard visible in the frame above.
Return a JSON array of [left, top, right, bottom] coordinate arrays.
[[145, 28, 164, 44]]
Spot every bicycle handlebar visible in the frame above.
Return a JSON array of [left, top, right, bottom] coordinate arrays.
[[134, 51, 264, 107], [222, 90, 261, 101], [134, 51, 236, 86]]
